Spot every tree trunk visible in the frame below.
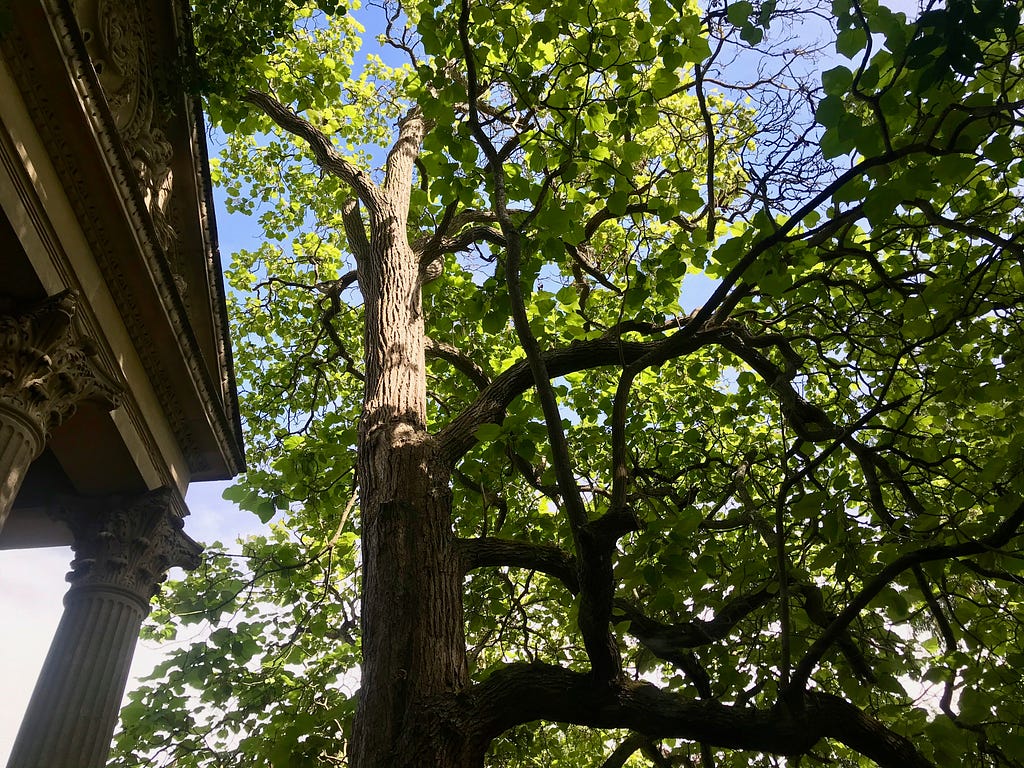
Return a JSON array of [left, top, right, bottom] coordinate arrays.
[[349, 200, 470, 768]]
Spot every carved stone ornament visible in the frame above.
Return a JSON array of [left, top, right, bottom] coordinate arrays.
[[0, 291, 122, 437], [71, 0, 179, 255], [62, 486, 203, 606]]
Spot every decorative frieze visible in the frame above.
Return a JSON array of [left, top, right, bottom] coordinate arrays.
[[0, 292, 121, 526], [6, 487, 202, 768], [71, 0, 180, 256]]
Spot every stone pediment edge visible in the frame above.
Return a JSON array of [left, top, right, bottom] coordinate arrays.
[[185, 85, 246, 465], [1, 0, 244, 478]]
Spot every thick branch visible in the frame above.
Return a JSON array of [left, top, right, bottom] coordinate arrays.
[[457, 536, 579, 592], [435, 225, 507, 255], [383, 107, 428, 206], [434, 332, 718, 467], [242, 88, 378, 206], [616, 587, 773, 657], [467, 664, 932, 768], [596, 733, 646, 768], [715, 323, 840, 442], [414, 210, 511, 264], [425, 337, 491, 389]]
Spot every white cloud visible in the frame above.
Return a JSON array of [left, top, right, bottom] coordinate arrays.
[[0, 546, 71, 762]]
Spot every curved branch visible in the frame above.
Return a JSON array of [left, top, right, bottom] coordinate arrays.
[[797, 584, 876, 683], [320, 271, 364, 380], [434, 332, 719, 467], [467, 664, 933, 768], [457, 536, 579, 592], [595, 733, 647, 768], [413, 209, 514, 262], [425, 337, 491, 389], [615, 587, 774, 656], [642, 142, 965, 369], [910, 197, 1023, 258], [788, 499, 1024, 694], [242, 88, 378, 207], [436, 225, 507, 255], [715, 322, 840, 442]]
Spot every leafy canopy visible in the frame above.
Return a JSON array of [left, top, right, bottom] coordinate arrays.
[[113, 0, 1024, 766]]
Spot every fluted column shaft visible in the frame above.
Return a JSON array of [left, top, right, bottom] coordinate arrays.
[[0, 292, 121, 529], [0, 402, 45, 523], [6, 488, 201, 768], [7, 589, 147, 766]]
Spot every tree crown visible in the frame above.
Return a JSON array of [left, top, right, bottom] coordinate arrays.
[[114, 1, 1024, 766]]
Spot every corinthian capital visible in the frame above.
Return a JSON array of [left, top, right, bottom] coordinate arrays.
[[0, 291, 122, 436], [61, 487, 203, 607]]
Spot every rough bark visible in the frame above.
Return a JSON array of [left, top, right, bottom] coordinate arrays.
[[339, 110, 471, 768]]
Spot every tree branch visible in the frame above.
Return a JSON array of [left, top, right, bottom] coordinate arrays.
[[242, 88, 378, 207], [457, 536, 579, 593], [459, 0, 619, 682], [467, 663, 933, 768], [910, 198, 1023, 259], [595, 733, 646, 768], [383, 107, 428, 203], [615, 587, 774, 657], [425, 337, 491, 389], [787, 499, 1024, 694], [636, 142, 965, 370], [435, 332, 719, 467]]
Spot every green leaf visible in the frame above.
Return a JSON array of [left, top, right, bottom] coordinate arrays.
[[821, 66, 853, 97], [984, 134, 1014, 164], [474, 423, 504, 442], [726, 1, 753, 26], [836, 27, 868, 58], [740, 24, 763, 45], [815, 95, 845, 128], [607, 190, 629, 216], [255, 499, 276, 523]]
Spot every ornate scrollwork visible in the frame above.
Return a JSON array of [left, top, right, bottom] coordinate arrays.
[[0, 291, 122, 437], [71, 0, 178, 255], [62, 486, 202, 606]]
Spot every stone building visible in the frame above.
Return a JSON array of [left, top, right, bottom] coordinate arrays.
[[0, 0, 244, 765]]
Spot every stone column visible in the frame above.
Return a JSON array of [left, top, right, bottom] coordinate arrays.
[[6, 487, 202, 768], [0, 291, 121, 528]]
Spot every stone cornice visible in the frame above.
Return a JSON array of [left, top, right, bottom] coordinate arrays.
[[0, 0, 244, 479], [179, 31, 244, 457]]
